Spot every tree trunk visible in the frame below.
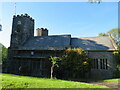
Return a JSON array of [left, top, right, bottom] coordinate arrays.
[[51, 64, 54, 79]]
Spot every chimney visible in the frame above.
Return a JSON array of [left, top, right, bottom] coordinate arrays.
[[36, 28, 48, 36]]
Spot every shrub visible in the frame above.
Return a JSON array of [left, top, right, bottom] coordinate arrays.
[[59, 48, 92, 79], [113, 51, 120, 78], [113, 65, 120, 78], [113, 51, 120, 64], [0, 45, 7, 64]]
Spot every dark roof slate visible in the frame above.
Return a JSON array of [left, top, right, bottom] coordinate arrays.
[[20, 35, 71, 50], [71, 36, 117, 50], [19, 35, 117, 50]]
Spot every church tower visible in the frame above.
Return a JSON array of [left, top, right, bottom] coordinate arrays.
[[10, 14, 34, 48]]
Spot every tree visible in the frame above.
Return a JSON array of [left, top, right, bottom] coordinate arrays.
[[98, 33, 108, 36], [49, 56, 59, 79], [107, 28, 120, 78], [60, 48, 92, 79], [98, 28, 120, 46], [0, 43, 7, 64], [107, 28, 120, 45], [117, 45, 120, 50]]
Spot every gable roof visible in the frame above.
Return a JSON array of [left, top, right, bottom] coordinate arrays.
[[18, 35, 117, 51], [71, 36, 117, 50], [20, 35, 71, 50]]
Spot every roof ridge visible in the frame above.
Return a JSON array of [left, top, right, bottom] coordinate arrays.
[[34, 34, 71, 37], [48, 34, 71, 36], [72, 36, 109, 38]]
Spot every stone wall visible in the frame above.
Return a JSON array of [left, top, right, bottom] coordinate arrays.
[[10, 14, 34, 48], [88, 51, 116, 79], [11, 58, 51, 77], [6, 50, 64, 77]]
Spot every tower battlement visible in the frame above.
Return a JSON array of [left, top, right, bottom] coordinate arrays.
[[10, 14, 34, 48], [13, 13, 34, 21]]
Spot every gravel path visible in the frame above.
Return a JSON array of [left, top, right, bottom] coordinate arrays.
[[89, 81, 119, 89]]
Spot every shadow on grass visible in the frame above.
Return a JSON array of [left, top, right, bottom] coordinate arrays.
[[67, 78, 119, 83], [2, 73, 119, 84]]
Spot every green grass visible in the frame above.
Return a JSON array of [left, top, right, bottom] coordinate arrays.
[[70, 78, 120, 83], [1, 74, 108, 88], [103, 78, 120, 83]]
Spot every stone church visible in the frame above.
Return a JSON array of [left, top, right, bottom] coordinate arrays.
[[6, 14, 118, 79]]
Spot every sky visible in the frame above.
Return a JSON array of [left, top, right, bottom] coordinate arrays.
[[0, 1, 119, 47]]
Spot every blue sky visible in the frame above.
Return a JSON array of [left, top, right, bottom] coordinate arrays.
[[0, 2, 118, 47]]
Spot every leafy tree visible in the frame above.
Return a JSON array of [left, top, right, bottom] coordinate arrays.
[[49, 56, 59, 79], [107, 28, 120, 77], [98, 28, 120, 46], [98, 33, 108, 36], [107, 28, 120, 45], [0, 44, 2, 64], [60, 48, 92, 79], [117, 45, 120, 50], [2, 47, 8, 60], [0, 43, 7, 64]]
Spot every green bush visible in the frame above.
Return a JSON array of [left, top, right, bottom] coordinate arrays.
[[0, 45, 7, 64], [113, 65, 120, 78], [113, 51, 120, 78], [59, 48, 92, 79], [113, 51, 120, 64], [117, 45, 120, 50]]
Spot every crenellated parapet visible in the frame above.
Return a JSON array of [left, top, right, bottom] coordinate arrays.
[[13, 13, 34, 21], [10, 13, 34, 48]]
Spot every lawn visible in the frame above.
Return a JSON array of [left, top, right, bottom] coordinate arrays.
[[71, 78, 120, 83], [103, 78, 120, 83], [1, 73, 108, 88]]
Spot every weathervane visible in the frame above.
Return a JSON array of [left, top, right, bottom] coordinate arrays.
[[14, 3, 16, 15], [88, 0, 101, 4]]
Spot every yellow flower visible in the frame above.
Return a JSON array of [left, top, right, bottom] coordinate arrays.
[[83, 61, 88, 65], [113, 51, 118, 54]]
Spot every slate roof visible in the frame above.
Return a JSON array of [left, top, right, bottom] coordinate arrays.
[[19, 35, 117, 51], [71, 36, 117, 50], [20, 35, 71, 50]]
